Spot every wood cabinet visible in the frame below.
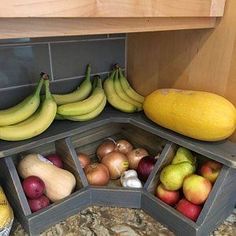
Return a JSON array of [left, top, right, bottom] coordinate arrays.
[[127, 0, 236, 141], [0, 0, 226, 17], [0, 0, 226, 39]]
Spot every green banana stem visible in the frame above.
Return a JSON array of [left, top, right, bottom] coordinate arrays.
[[85, 64, 91, 81], [92, 76, 99, 89], [109, 69, 116, 80], [34, 77, 44, 96], [114, 68, 119, 81], [43, 78, 53, 100], [118, 68, 125, 79], [96, 77, 103, 89]]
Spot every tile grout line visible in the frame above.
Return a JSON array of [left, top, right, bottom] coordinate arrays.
[[125, 33, 127, 77], [0, 37, 126, 48], [0, 69, 125, 92], [48, 43, 54, 81]]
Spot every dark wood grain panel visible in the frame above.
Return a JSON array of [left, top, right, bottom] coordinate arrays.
[[91, 187, 141, 209]]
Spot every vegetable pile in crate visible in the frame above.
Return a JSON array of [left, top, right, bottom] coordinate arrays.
[[0, 139, 89, 235], [71, 123, 166, 189]]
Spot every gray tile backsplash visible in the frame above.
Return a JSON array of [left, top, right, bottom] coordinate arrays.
[[0, 34, 126, 107], [0, 85, 36, 109], [51, 38, 125, 80], [0, 44, 51, 88]]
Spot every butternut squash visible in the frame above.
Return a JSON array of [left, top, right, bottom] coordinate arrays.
[[18, 154, 76, 202], [143, 89, 236, 141]]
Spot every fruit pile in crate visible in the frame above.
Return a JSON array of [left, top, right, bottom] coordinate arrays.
[[17, 152, 76, 213], [77, 138, 160, 188], [155, 146, 222, 221], [0, 64, 144, 142]]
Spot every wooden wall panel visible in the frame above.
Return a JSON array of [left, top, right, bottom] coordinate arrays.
[[0, 0, 225, 17], [127, 0, 236, 141]]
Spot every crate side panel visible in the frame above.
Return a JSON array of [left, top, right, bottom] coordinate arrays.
[[0, 157, 31, 215], [55, 138, 87, 189], [91, 187, 141, 209], [145, 142, 177, 193], [197, 167, 236, 232], [141, 192, 198, 236], [64, 137, 89, 187], [27, 189, 91, 235]]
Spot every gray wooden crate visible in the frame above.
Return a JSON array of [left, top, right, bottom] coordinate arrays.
[[0, 108, 235, 236], [0, 138, 91, 236], [143, 142, 236, 236]]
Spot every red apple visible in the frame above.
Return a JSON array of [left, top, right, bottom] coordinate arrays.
[[176, 198, 202, 221], [183, 174, 212, 205], [199, 160, 222, 183], [45, 154, 64, 168], [156, 183, 180, 206]]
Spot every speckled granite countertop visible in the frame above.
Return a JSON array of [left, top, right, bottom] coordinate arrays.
[[11, 206, 236, 236]]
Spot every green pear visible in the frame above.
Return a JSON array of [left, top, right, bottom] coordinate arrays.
[[172, 147, 196, 166], [160, 162, 195, 191]]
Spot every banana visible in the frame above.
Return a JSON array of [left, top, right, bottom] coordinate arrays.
[[55, 113, 65, 120], [0, 74, 57, 141], [57, 77, 105, 116], [52, 64, 92, 105], [0, 77, 44, 126], [113, 69, 143, 111], [104, 70, 137, 113], [118, 68, 144, 104], [0, 186, 13, 230], [64, 96, 106, 121]]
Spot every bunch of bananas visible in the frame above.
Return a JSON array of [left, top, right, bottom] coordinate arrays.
[[0, 186, 14, 235], [0, 64, 144, 142], [104, 66, 144, 112], [57, 74, 106, 121], [0, 73, 57, 141]]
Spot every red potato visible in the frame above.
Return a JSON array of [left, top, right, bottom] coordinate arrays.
[[22, 176, 45, 199], [45, 154, 64, 168], [28, 195, 50, 212]]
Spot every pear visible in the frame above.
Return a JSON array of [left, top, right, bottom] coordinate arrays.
[[171, 147, 196, 172], [160, 162, 195, 191]]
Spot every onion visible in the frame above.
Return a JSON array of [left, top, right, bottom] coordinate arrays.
[[96, 139, 116, 161], [28, 195, 50, 212], [77, 152, 91, 168], [137, 156, 157, 182], [84, 163, 110, 186], [127, 148, 149, 170], [101, 151, 129, 179], [115, 139, 133, 154]]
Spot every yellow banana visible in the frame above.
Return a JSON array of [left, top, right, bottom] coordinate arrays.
[[104, 70, 137, 113], [0, 186, 13, 230], [57, 77, 105, 116], [0, 74, 57, 141], [118, 68, 144, 104], [52, 64, 92, 105], [64, 96, 106, 121], [113, 69, 143, 111], [0, 77, 44, 126]]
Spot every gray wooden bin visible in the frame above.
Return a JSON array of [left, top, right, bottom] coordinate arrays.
[[0, 107, 235, 236]]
